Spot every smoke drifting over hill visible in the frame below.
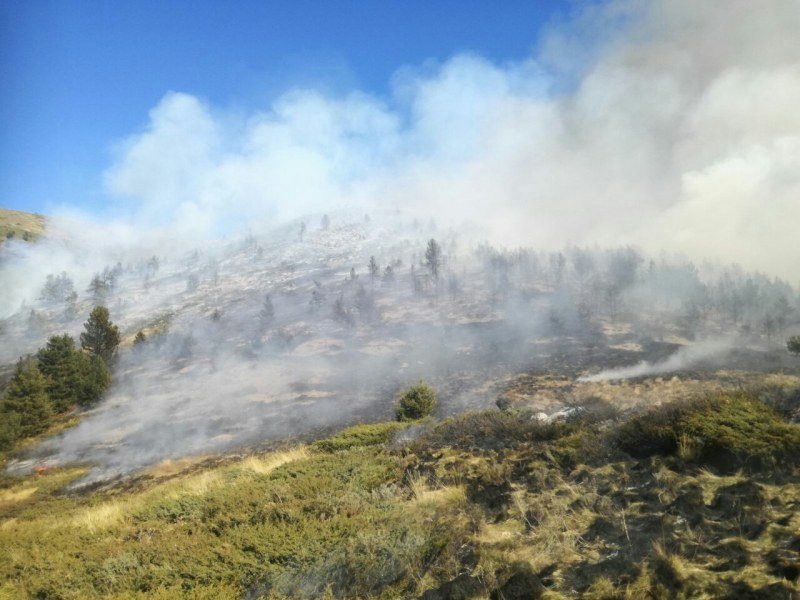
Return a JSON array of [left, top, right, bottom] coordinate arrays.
[[2, 0, 800, 482], [102, 0, 800, 279]]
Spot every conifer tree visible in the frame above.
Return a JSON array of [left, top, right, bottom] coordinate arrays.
[[425, 238, 442, 280], [80, 306, 120, 366], [73, 353, 111, 407], [368, 256, 379, 285], [133, 330, 147, 347], [36, 334, 78, 412], [1, 359, 52, 438]]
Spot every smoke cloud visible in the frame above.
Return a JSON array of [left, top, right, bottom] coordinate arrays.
[[101, 0, 800, 279]]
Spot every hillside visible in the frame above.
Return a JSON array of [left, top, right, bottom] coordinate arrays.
[[0, 208, 45, 244], [1, 213, 799, 598], [1, 376, 799, 598]]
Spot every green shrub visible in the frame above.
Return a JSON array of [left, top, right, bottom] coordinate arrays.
[[395, 381, 437, 421], [787, 335, 800, 356], [312, 422, 407, 453], [616, 393, 800, 471], [682, 394, 800, 470]]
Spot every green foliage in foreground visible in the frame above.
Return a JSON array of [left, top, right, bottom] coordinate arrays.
[[1, 389, 799, 598], [616, 392, 800, 471], [395, 381, 436, 421], [311, 422, 408, 453]]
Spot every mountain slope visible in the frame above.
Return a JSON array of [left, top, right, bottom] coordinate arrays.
[[0, 208, 45, 244]]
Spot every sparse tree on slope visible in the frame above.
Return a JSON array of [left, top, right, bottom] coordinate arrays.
[[425, 239, 442, 281], [368, 256, 379, 285], [133, 330, 147, 347], [80, 306, 120, 366]]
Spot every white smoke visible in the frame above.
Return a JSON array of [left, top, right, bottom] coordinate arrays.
[[579, 337, 736, 382], [96, 0, 800, 280]]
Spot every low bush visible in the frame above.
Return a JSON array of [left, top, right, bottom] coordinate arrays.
[[396, 381, 437, 421], [616, 393, 800, 471], [412, 410, 566, 454], [312, 422, 407, 453]]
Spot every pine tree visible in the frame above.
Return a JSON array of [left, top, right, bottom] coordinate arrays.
[[368, 256, 379, 285], [133, 330, 147, 347], [73, 353, 111, 407], [1, 359, 52, 438], [425, 238, 442, 280], [36, 334, 79, 412], [80, 306, 120, 366]]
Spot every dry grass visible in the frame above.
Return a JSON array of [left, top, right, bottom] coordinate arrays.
[[0, 486, 37, 508], [237, 446, 308, 475], [146, 455, 212, 478], [0, 208, 45, 243], [72, 499, 132, 532], [70, 447, 311, 533]]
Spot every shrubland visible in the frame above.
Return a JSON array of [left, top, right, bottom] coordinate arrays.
[[1, 384, 798, 599]]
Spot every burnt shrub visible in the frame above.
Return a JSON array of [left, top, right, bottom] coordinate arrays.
[[411, 410, 566, 454]]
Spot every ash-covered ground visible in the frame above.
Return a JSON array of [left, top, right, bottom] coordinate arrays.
[[2, 211, 799, 484]]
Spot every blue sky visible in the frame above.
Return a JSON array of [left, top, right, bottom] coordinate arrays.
[[0, 0, 570, 215]]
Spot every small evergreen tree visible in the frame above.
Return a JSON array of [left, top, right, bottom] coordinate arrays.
[[396, 381, 437, 421], [424, 239, 442, 280], [2, 359, 52, 438], [368, 256, 379, 285], [788, 335, 800, 357], [80, 306, 120, 366], [133, 330, 147, 346]]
